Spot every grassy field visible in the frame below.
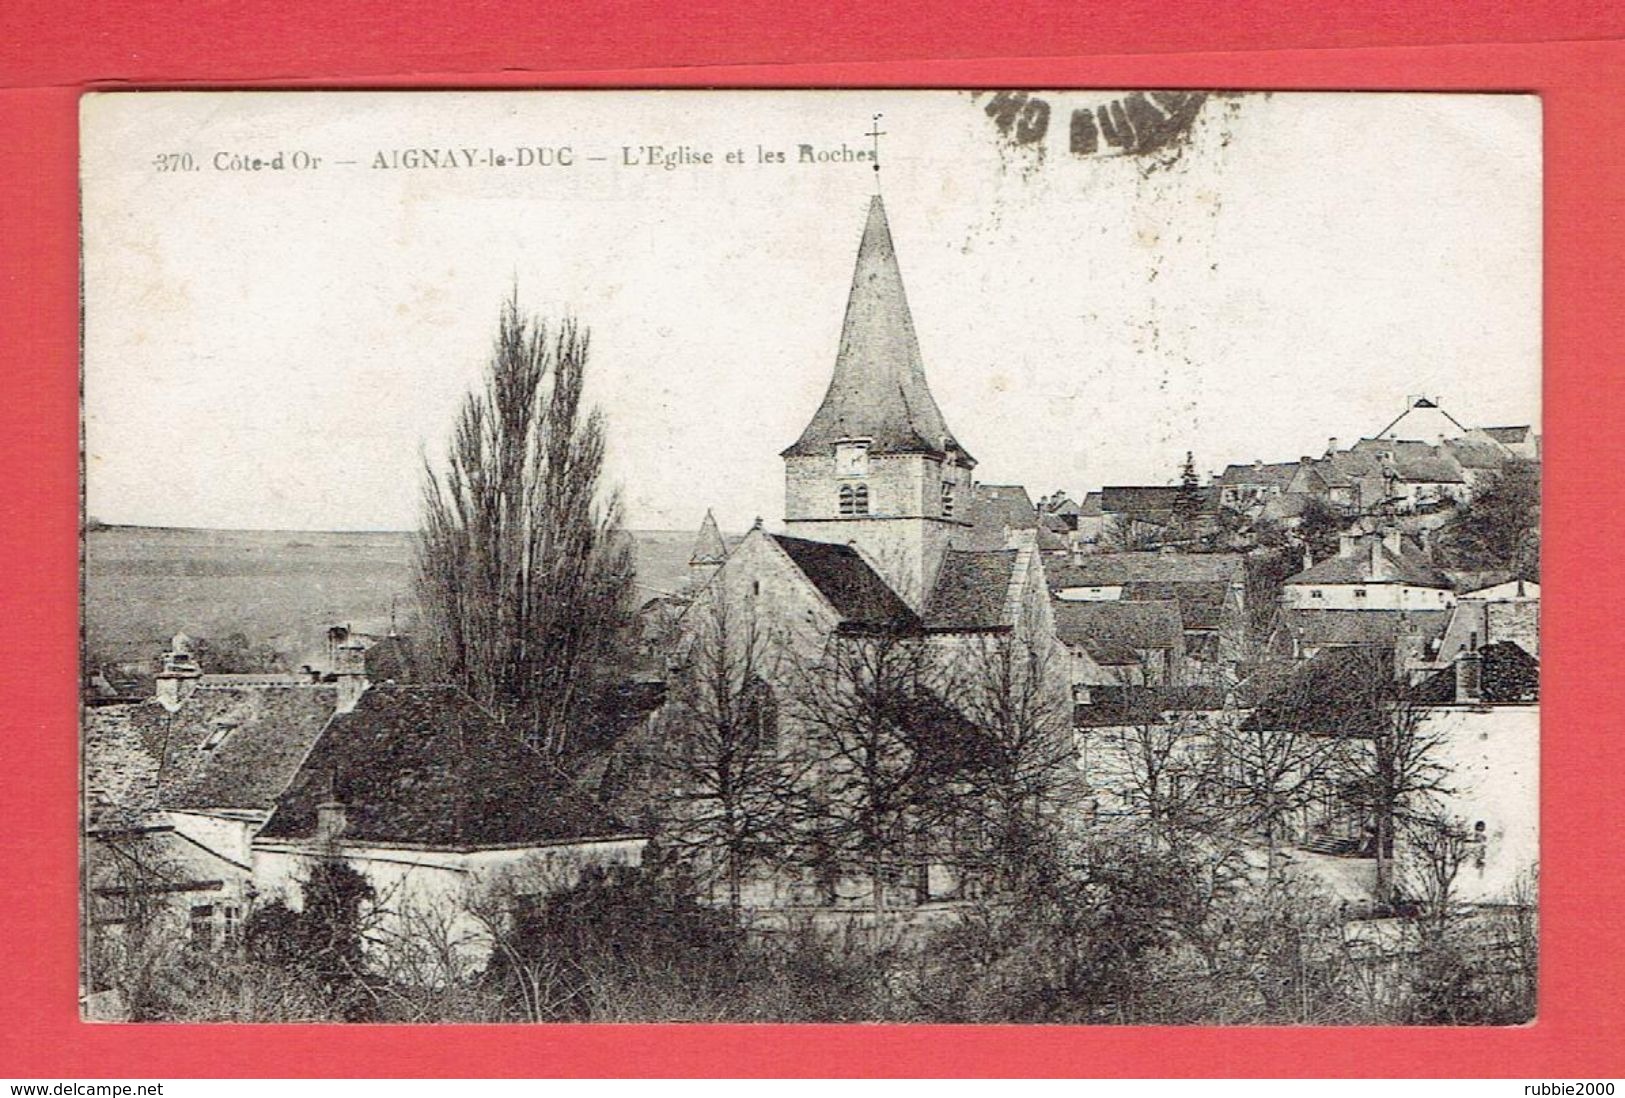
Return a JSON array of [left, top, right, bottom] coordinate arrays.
[[85, 525, 707, 672]]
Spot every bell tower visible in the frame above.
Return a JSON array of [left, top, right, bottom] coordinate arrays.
[[781, 195, 974, 609]]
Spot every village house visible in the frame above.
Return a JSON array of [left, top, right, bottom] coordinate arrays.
[[83, 633, 646, 961], [1242, 642, 1539, 906], [1436, 578, 1540, 663], [1214, 460, 1299, 514], [1472, 424, 1540, 461], [1281, 529, 1454, 613], [1047, 551, 1248, 685]]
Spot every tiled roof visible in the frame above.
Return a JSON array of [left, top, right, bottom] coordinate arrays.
[[1078, 491, 1103, 517], [1482, 425, 1532, 444], [1243, 647, 1430, 735], [84, 685, 339, 817], [1101, 486, 1180, 514], [1443, 438, 1509, 470], [1122, 580, 1231, 631], [922, 550, 1016, 631], [1216, 463, 1299, 490], [782, 197, 971, 463], [973, 485, 1039, 530], [258, 685, 630, 848], [1073, 685, 1227, 728], [363, 634, 421, 684], [1052, 599, 1184, 659], [1276, 608, 1450, 648], [1049, 551, 1243, 587], [1284, 540, 1449, 588], [83, 704, 164, 827], [1391, 452, 1466, 484], [770, 535, 920, 632]]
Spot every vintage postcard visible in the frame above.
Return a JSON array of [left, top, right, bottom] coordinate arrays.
[[80, 90, 1540, 1024]]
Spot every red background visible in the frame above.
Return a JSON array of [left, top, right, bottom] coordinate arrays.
[[2, 1, 1621, 1079]]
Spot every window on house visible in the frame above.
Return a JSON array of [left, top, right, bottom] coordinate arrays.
[[223, 904, 241, 943], [838, 485, 855, 515], [189, 904, 215, 948], [941, 481, 955, 518], [1310, 590, 1324, 599], [852, 484, 869, 515], [201, 720, 236, 751], [743, 676, 780, 756], [1354, 588, 1367, 599]]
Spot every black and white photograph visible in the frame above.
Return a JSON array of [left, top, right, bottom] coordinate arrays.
[[79, 90, 1541, 1025]]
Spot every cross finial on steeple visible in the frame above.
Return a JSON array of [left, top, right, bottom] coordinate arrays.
[[866, 113, 885, 188]]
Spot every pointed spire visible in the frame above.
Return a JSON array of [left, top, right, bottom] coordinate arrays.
[[782, 196, 972, 464], [689, 508, 728, 565]]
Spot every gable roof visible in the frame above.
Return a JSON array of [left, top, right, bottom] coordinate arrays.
[[782, 196, 971, 464], [84, 685, 340, 819], [1052, 598, 1184, 663], [258, 685, 630, 848], [1122, 580, 1231, 631], [1073, 685, 1227, 728], [1077, 491, 1103, 517], [769, 534, 920, 632], [1481, 425, 1532, 444], [1391, 451, 1466, 484], [1443, 438, 1509, 470], [922, 549, 1017, 631], [1216, 462, 1299, 490], [1284, 539, 1449, 588], [1100, 485, 1182, 515], [973, 484, 1039, 530]]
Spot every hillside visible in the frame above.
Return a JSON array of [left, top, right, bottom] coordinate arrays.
[[84, 525, 708, 673]]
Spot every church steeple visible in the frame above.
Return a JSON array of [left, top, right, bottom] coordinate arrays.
[[780, 195, 975, 612], [689, 508, 727, 567], [781, 196, 972, 465]]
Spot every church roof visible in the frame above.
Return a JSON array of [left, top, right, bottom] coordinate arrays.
[[689, 509, 727, 565], [922, 549, 1018, 631], [781, 196, 972, 464], [770, 534, 920, 633]]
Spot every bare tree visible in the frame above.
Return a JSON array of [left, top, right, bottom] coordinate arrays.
[[415, 292, 635, 757], [1332, 648, 1454, 903], [1101, 515, 1164, 553], [953, 628, 1080, 892], [1086, 701, 1217, 846], [657, 594, 807, 914], [790, 628, 972, 912], [1209, 704, 1349, 866]]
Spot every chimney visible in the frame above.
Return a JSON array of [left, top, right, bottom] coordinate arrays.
[[1253, 459, 1264, 472], [1455, 646, 1483, 704], [1382, 529, 1404, 557], [154, 633, 203, 710], [1370, 537, 1383, 577], [1326, 437, 1339, 457], [315, 798, 348, 842], [1339, 532, 1361, 559], [334, 637, 369, 714]]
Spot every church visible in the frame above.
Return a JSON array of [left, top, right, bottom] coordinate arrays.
[[669, 193, 1089, 907]]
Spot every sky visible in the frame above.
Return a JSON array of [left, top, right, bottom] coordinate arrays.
[[81, 91, 1541, 533]]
